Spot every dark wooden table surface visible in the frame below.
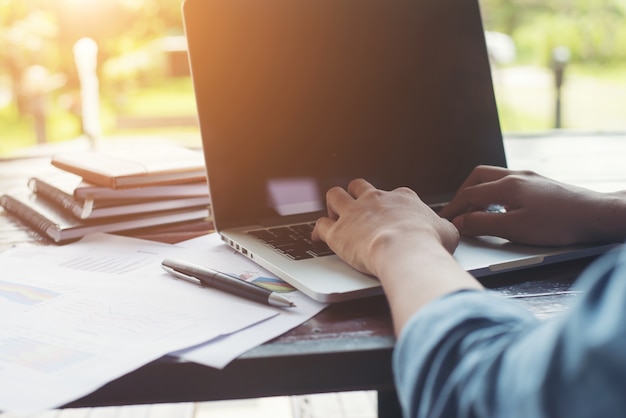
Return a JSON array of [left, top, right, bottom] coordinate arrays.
[[2, 131, 625, 417]]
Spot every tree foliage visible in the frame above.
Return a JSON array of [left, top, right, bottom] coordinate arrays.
[[480, 0, 626, 64], [2, 0, 625, 98], [0, 0, 183, 92]]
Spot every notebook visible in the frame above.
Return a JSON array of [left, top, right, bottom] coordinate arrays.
[[183, 0, 615, 302]]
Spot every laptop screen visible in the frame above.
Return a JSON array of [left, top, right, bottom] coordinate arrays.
[[184, 0, 506, 230]]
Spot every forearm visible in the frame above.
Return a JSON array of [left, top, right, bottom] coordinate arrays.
[[393, 248, 626, 418], [374, 238, 482, 336]]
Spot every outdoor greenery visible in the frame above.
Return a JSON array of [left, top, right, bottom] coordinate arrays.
[[1, 0, 625, 156], [480, 0, 626, 64]]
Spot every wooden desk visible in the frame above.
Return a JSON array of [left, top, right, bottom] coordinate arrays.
[[2, 131, 625, 417]]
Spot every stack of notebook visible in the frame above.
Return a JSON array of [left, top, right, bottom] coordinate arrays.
[[0, 144, 211, 243]]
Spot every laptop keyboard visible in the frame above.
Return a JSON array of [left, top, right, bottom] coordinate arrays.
[[247, 222, 335, 260]]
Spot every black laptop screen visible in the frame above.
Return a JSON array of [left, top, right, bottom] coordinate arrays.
[[184, 0, 506, 229]]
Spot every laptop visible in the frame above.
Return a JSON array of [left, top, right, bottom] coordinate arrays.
[[182, 0, 615, 302]]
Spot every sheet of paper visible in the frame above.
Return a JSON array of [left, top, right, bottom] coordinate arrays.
[[0, 245, 277, 414], [4, 232, 327, 370], [170, 233, 328, 368], [11, 234, 327, 369]]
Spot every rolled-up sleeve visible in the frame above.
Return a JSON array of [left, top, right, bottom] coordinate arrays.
[[393, 248, 626, 418]]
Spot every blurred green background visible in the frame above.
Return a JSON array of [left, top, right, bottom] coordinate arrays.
[[1, 0, 625, 156]]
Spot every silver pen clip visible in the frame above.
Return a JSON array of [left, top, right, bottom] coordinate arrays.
[[161, 264, 203, 286]]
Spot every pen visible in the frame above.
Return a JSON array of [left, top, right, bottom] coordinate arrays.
[[161, 258, 295, 308]]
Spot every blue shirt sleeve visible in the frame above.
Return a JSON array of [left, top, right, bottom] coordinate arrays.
[[393, 247, 626, 418]]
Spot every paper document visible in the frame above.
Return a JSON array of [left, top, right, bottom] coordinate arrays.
[[1, 232, 327, 413], [6, 233, 328, 369], [0, 244, 277, 414]]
